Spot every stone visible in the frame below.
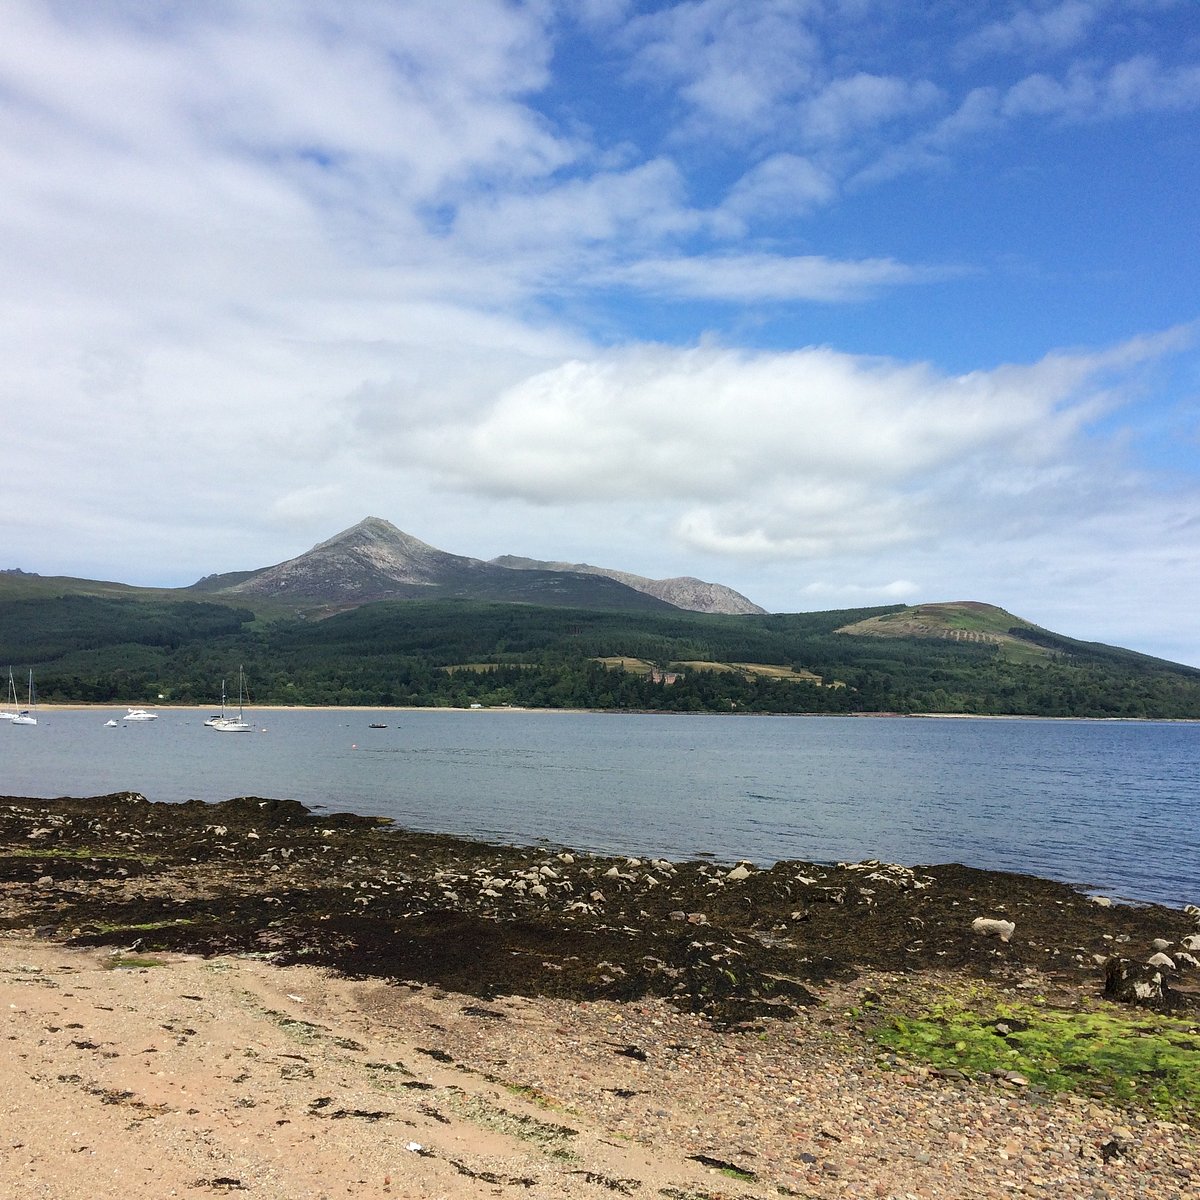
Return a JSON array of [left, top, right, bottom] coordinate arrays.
[[1147, 951, 1176, 970], [1104, 956, 1172, 1009], [727, 864, 751, 881], [971, 917, 1015, 942]]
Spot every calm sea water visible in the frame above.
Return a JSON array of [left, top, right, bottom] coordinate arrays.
[[3, 709, 1197, 908]]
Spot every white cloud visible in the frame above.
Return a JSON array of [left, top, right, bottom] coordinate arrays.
[[403, 335, 1179, 559], [798, 73, 942, 144], [959, 1, 1103, 62], [854, 52, 1200, 187], [592, 252, 950, 302], [800, 578, 922, 601], [624, 0, 823, 130], [722, 153, 838, 220], [595, 249, 950, 300], [1002, 55, 1200, 120], [450, 159, 702, 263]]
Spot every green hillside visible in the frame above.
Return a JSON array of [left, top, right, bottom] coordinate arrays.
[[2, 586, 1199, 718]]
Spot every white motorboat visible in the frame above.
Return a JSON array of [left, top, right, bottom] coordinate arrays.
[[211, 666, 254, 733], [124, 708, 158, 722], [104, 718, 119, 727]]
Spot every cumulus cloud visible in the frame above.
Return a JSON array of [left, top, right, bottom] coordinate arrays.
[[403, 334, 1182, 561]]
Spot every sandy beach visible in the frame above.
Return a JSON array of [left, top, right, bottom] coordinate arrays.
[[2, 792, 1198, 1198], [5, 940, 1199, 1200]]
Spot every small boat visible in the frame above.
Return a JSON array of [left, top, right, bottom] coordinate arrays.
[[211, 666, 253, 733], [0, 667, 18, 720], [104, 718, 119, 727], [11, 669, 37, 726], [123, 708, 158, 722], [368, 722, 388, 729]]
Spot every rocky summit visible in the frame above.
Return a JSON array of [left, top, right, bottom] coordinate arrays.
[[221, 518, 488, 600]]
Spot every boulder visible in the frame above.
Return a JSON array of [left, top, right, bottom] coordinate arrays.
[[1104, 956, 1172, 1010], [971, 917, 1015, 943]]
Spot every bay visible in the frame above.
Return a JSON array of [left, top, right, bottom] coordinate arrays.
[[3, 709, 1197, 908]]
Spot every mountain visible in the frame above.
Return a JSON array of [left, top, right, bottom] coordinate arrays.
[[490, 555, 765, 615], [192, 517, 678, 613], [6, 551, 1200, 715]]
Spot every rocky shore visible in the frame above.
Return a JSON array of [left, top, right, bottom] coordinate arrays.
[[1, 792, 1198, 1198]]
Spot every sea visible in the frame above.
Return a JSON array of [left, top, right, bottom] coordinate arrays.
[[3, 708, 1197, 908]]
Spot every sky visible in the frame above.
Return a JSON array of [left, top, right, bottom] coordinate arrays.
[[2, 1, 1199, 665]]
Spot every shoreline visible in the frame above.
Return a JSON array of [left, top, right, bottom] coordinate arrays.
[[33, 701, 1200, 723], [2, 792, 1198, 1197]]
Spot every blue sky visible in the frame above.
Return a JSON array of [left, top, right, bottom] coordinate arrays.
[[1, 0, 1199, 663]]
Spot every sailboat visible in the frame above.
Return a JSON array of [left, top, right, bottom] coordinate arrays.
[[203, 679, 228, 727], [11, 669, 37, 726], [210, 666, 253, 733], [0, 668, 18, 721]]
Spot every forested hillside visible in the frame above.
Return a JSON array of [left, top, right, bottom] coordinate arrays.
[[4, 594, 1200, 719]]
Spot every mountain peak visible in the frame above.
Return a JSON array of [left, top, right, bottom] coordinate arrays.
[[225, 517, 474, 600], [312, 517, 438, 556]]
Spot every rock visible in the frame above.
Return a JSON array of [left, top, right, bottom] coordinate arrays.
[[1147, 951, 1176, 970], [727, 864, 751, 881], [1175, 952, 1199, 968], [1104, 956, 1172, 1009], [1090, 895, 1114, 907], [1181, 933, 1200, 951], [36, 875, 54, 887], [971, 917, 1015, 942], [1151, 938, 1172, 952]]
